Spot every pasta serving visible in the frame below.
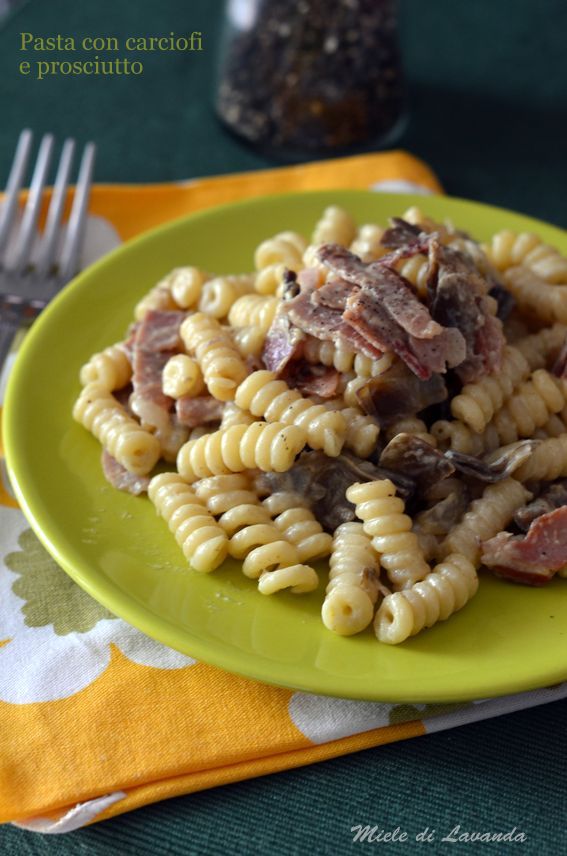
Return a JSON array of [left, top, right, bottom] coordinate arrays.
[[73, 203, 567, 645]]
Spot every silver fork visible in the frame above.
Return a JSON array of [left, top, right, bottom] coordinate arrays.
[[0, 129, 96, 369]]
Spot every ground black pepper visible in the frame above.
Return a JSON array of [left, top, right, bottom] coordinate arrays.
[[216, 0, 405, 154]]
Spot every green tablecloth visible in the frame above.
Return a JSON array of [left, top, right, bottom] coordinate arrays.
[[1, 0, 566, 852]]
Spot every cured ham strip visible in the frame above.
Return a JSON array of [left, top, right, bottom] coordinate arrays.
[[481, 506, 567, 585], [282, 362, 341, 399], [316, 244, 466, 379], [261, 313, 305, 374], [135, 310, 186, 352], [176, 395, 224, 428], [130, 310, 187, 430], [319, 244, 443, 339], [101, 450, 150, 495]]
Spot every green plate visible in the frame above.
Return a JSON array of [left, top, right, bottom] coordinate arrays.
[[4, 190, 567, 703]]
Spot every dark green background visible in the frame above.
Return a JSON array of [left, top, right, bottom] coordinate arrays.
[[1, 0, 566, 853]]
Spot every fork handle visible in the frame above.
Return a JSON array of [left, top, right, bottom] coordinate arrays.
[[0, 306, 24, 372]]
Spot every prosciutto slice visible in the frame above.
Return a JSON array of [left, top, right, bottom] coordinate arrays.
[[101, 450, 150, 495], [481, 506, 567, 585], [176, 395, 224, 428], [282, 362, 341, 398], [317, 244, 466, 379], [261, 313, 305, 375], [135, 310, 186, 352], [130, 309, 186, 430]]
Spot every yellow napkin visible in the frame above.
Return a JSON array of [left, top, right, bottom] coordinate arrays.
[[0, 151, 474, 832]]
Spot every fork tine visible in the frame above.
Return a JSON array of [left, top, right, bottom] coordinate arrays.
[[0, 128, 33, 263], [10, 133, 54, 274], [58, 142, 96, 283], [35, 138, 75, 278]]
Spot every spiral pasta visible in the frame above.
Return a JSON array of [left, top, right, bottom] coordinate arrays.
[[220, 402, 257, 429], [180, 312, 248, 402], [431, 419, 500, 455], [73, 383, 161, 475], [148, 473, 228, 572], [322, 522, 382, 635], [395, 254, 429, 297], [235, 370, 347, 457], [166, 266, 209, 310], [198, 274, 255, 319], [135, 267, 208, 319], [324, 400, 380, 457], [254, 231, 307, 272], [228, 294, 279, 333], [312, 205, 357, 247], [194, 474, 316, 587], [162, 354, 205, 399], [489, 369, 567, 442], [484, 230, 567, 283], [254, 231, 307, 295], [515, 324, 567, 371], [346, 480, 430, 590], [134, 283, 179, 321], [450, 345, 530, 432], [231, 324, 266, 358], [374, 553, 478, 644], [513, 434, 567, 482], [262, 491, 332, 561], [79, 343, 132, 391], [349, 223, 387, 262], [504, 267, 567, 325], [258, 564, 319, 594], [303, 337, 356, 373], [538, 413, 567, 438], [441, 478, 531, 564], [177, 421, 307, 482], [341, 374, 370, 409]]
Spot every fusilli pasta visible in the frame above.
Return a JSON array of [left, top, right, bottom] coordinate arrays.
[[262, 491, 332, 561], [349, 223, 387, 262], [346, 480, 430, 590], [177, 421, 307, 481], [162, 354, 205, 399], [198, 274, 255, 319], [513, 434, 567, 482], [441, 478, 532, 564], [312, 205, 356, 247], [79, 343, 131, 390], [374, 553, 478, 644], [73, 383, 161, 475], [235, 370, 347, 457], [484, 230, 567, 283], [148, 473, 229, 572], [322, 522, 382, 635], [504, 267, 567, 325], [450, 345, 530, 432], [228, 293, 279, 332], [180, 312, 248, 401]]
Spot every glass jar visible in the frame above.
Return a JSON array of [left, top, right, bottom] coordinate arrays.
[[215, 0, 406, 156]]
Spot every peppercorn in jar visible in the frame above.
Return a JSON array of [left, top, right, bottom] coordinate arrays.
[[216, 0, 406, 155]]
